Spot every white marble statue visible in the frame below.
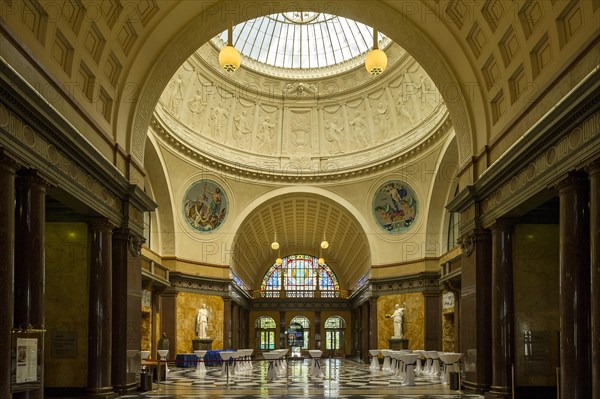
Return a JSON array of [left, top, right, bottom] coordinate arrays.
[[386, 303, 406, 339], [196, 304, 210, 339]]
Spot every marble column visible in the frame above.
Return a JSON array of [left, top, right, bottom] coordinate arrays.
[[232, 302, 239, 349], [223, 298, 232, 349], [588, 160, 600, 399], [368, 299, 378, 351], [160, 290, 177, 357], [558, 171, 591, 399], [14, 170, 47, 399], [424, 292, 442, 350], [314, 311, 321, 349], [361, 302, 369, 363], [490, 220, 515, 398], [0, 154, 18, 399], [459, 227, 492, 392], [87, 219, 116, 398], [111, 229, 143, 394], [278, 310, 285, 349]]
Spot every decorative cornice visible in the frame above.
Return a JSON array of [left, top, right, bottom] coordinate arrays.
[[169, 272, 230, 295], [251, 298, 350, 310], [369, 272, 441, 296]]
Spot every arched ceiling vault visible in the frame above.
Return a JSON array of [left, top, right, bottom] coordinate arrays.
[[231, 193, 370, 290]]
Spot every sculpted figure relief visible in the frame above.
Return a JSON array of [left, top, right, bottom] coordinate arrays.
[[349, 112, 369, 147], [187, 89, 207, 128], [256, 116, 277, 154], [233, 110, 252, 146], [168, 73, 184, 115], [324, 117, 344, 154]]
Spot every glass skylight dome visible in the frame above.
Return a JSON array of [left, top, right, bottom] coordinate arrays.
[[215, 12, 388, 71]]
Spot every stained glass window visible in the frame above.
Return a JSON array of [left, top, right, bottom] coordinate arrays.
[[260, 255, 340, 298]]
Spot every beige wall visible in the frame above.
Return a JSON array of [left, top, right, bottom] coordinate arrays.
[[44, 223, 88, 387], [514, 224, 560, 387]]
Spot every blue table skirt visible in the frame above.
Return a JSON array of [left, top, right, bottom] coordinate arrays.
[[204, 350, 233, 366], [175, 353, 197, 368]]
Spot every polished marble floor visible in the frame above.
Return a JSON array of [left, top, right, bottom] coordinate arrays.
[[118, 358, 482, 399]]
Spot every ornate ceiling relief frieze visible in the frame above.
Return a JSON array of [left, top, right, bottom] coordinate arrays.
[[152, 43, 447, 180]]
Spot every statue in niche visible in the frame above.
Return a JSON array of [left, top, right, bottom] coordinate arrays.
[[290, 113, 310, 148], [187, 89, 207, 128], [208, 103, 229, 139], [195, 304, 211, 339], [233, 110, 252, 146], [385, 303, 406, 339], [376, 102, 391, 142], [168, 73, 184, 115], [349, 112, 369, 147], [324, 117, 344, 154], [256, 116, 277, 154]]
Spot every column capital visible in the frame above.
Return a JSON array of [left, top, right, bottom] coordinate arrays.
[[557, 170, 588, 192], [490, 218, 518, 232], [0, 150, 20, 171], [112, 228, 145, 257], [16, 168, 51, 189], [586, 157, 600, 176], [88, 218, 115, 232]]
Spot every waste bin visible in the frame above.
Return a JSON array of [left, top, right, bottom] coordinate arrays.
[[449, 371, 460, 390], [140, 372, 152, 391]]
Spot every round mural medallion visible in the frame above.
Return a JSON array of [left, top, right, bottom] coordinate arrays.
[[183, 180, 228, 232], [372, 180, 418, 233]]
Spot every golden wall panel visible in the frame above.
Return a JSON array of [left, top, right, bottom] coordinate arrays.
[[176, 292, 224, 352], [442, 313, 455, 352], [44, 223, 88, 387], [377, 293, 424, 350], [141, 312, 152, 351]]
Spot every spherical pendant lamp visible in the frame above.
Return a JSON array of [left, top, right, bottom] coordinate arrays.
[[365, 28, 387, 75]]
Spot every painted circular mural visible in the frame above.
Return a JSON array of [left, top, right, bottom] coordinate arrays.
[[372, 180, 418, 233], [183, 180, 228, 232]]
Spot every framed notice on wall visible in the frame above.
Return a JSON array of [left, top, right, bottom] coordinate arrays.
[[11, 328, 44, 393]]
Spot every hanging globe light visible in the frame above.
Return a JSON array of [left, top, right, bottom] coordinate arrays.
[[318, 257, 325, 265], [276, 257, 283, 265], [271, 241, 280, 250], [219, 22, 241, 72], [365, 28, 387, 76]]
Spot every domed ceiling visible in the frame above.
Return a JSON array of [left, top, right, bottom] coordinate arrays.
[[151, 12, 448, 181]]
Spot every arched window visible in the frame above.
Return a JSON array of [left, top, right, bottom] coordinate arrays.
[[324, 316, 345, 352], [290, 316, 310, 350], [255, 316, 276, 350], [260, 255, 340, 298]]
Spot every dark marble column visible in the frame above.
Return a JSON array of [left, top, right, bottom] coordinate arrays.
[[111, 229, 143, 394], [459, 227, 492, 393], [424, 292, 442, 350], [314, 311, 321, 350], [361, 302, 369, 363], [160, 290, 177, 358], [14, 170, 47, 399], [558, 171, 591, 399], [588, 160, 600, 399], [86, 219, 116, 398], [368, 299, 378, 352], [278, 310, 285, 349], [232, 302, 239, 349], [490, 220, 516, 398], [223, 298, 232, 349], [0, 154, 18, 399]]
